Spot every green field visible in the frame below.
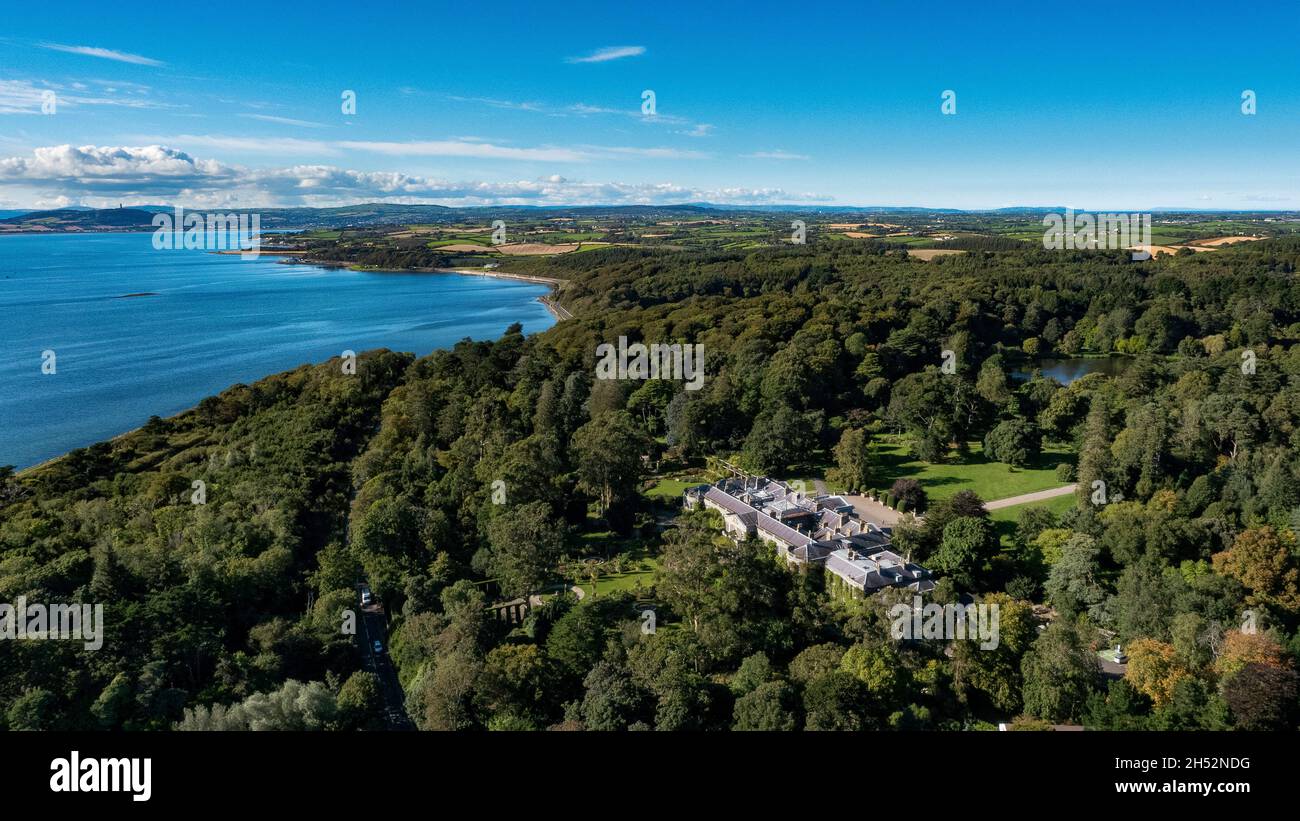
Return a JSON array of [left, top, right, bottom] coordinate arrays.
[[989, 491, 1076, 523], [643, 476, 708, 501], [865, 437, 1075, 504], [577, 556, 660, 598], [569, 531, 661, 599]]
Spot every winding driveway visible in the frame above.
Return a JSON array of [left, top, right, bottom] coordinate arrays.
[[834, 484, 1077, 528], [984, 484, 1077, 510]]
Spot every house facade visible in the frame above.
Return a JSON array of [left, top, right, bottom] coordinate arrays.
[[684, 475, 934, 598]]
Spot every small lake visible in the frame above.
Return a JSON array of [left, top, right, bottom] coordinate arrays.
[[1012, 356, 1131, 385], [0, 232, 556, 468]]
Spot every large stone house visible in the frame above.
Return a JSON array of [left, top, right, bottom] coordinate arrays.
[[684, 475, 934, 598]]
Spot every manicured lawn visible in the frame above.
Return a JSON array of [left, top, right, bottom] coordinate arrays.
[[578, 557, 660, 598], [558, 530, 662, 599], [643, 476, 707, 501], [866, 437, 1074, 504], [988, 492, 1077, 524]]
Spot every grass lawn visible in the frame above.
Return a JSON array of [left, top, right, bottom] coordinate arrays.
[[578, 556, 660, 599], [643, 476, 707, 501], [988, 492, 1077, 524], [866, 437, 1075, 504], [552, 530, 662, 600]]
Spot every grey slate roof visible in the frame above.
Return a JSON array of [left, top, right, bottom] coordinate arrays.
[[703, 486, 754, 516], [826, 547, 930, 591], [702, 486, 810, 549], [755, 514, 811, 549], [697, 476, 930, 589]]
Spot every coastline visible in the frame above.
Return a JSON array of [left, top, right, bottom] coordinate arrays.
[[16, 421, 148, 478], [284, 256, 575, 321], [10, 259, 568, 477], [440, 267, 573, 321]]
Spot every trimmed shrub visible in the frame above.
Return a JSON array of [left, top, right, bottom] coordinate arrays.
[[890, 478, 928, 513]]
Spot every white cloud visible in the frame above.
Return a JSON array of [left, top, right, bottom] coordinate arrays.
[[446, 95, 546, 112], [0, 145, 232, 188], [441, 92, 710, 134], [34, 194, 74, 209], [0, 143, 829, 208], [40, 43, 165, 67], [565, 46, 646, 64], [238, 114, 328, 129], [743, 150, 811, 161], [678, 124, 715, 138], [135, 134, 341, 154], [596, 145, 710, 160], [0, 79, 174, 114], [336, 139, 591, 162], [138, 135, 709, 162]]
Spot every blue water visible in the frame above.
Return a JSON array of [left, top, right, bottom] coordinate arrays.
[[1011, 356, 1131, 385], [0, 233, 555, 468]]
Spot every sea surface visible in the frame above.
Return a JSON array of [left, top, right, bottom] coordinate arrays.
[[0, 232, 555, 469]]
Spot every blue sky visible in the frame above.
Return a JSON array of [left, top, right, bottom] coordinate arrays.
[[1, 0, 1297, 210]]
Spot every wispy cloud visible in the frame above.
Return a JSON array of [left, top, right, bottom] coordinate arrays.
[[743, 150, 811, 161], [238, 113, 328, 129], [134, 134, 343, 155], [597, 145, 710, 160], [565, 45, 645, 64], [40, 43, 165, 67], [678, 124, 715, 138], [337, 139, 590, 162], [341, 139, 708, 162], [443, 92, 711, 134], [0, 79, 175, 114], [446, 94, 546, 112], [138, 135, 708, 163]]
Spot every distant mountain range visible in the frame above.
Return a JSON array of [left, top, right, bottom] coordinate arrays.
[[2, 203, 1297, 233]]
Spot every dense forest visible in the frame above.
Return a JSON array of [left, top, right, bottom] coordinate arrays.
[[3, 236, 1300, 731]]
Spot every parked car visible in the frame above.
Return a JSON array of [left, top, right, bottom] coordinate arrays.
[[360, 589, 372, 606]]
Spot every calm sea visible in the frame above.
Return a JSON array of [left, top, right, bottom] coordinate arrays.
[[0, 232, 555, 469]]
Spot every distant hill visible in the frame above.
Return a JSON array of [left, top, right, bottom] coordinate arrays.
[[0, 208, 159, 231], [2, 202, 1298, 235], [0, 202, 719, 232]]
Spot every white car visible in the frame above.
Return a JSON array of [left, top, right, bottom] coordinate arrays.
[[372, 639, 383, 654], [360, 590, 372, 606]]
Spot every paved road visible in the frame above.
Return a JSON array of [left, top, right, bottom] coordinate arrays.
[[540, 294, 574, 321], [357, 603, 416, 730], [836, 483, 1076, 526], [984, 484, 1077, 511]]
